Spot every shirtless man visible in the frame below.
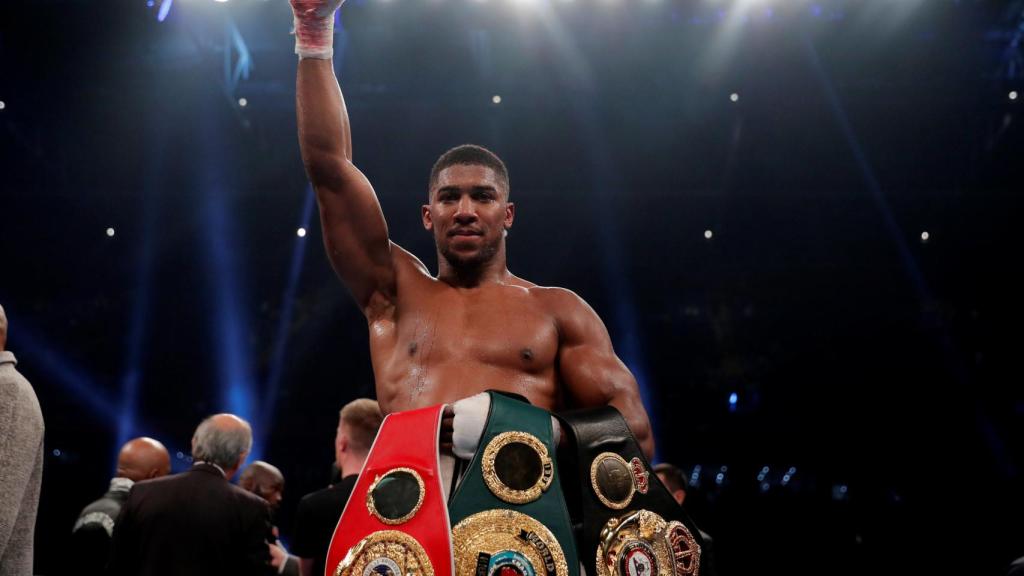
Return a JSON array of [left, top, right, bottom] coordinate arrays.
[[291, 0, 653, 458]]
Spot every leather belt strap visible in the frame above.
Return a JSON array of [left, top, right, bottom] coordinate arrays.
[[324, 404, 453, 576], [558, 406, 705, 576]]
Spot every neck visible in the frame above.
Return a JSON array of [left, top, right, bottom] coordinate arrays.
[[436, 246, 510, 287], [338, 453, 367, 478]]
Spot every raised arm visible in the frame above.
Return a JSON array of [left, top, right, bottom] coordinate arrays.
[[293, 1, 396, 316], [550, 289, 655, 459]]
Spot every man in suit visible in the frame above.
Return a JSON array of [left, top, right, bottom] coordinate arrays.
[[71, 437, 171, 576], [107, 413, 275, 576], [291, 399, 382, 576]]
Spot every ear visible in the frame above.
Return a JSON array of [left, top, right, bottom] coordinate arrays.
[[422, 204, 433, 231], [503, 202, 515, 230]]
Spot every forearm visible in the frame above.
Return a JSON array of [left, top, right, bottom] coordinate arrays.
[[297, 58, 352, 186]]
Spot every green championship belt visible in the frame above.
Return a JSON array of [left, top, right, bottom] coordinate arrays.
[[449, 391, 579, 576], [558, 406, 704, 576]]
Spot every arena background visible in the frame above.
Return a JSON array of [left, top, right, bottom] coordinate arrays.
[[2, 0, 1023, 574]]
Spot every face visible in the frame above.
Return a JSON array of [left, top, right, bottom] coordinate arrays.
[[423, 164, 514, 270], [260, 484, 284, 511]]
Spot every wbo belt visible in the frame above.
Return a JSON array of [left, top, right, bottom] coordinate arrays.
[[324, 404, 453, 576], [448, 391, 579, 576], [558, 406, 704, 576]]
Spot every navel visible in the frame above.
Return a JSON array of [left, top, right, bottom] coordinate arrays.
[[520, 348, 534, 362], [408, 341, 419, 356]]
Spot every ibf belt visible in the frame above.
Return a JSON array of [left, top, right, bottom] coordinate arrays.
[[558, 407, 703, 576], [448, 392, 579, 576], [324, 405, 453, 576]]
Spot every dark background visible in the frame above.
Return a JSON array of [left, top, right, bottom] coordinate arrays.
[[2, 0, 1023, 574]]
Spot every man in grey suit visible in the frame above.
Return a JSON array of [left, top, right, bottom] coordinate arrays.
[[0, 304, 45, 576], [108, 413, 275, 576]]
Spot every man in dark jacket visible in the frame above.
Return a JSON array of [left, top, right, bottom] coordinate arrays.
[[71, 437, 170, 576], [108, 413, 274, 576]]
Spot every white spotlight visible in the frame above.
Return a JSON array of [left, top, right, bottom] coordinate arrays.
[[297, 227, 307, 238], [0, 101, 6, 110], [704, 229, 713, 240], [492, 95, 502, 105], [1010, 91, 1019, 101], [238, 97, 248, 107], [214, 0, 229, 3], [920, 231, 929, 242], [730, 93, 739, 103]]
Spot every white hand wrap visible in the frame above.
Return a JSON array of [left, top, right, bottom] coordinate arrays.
[[451, 392, 563, 460], [290, 0, 345, 59]]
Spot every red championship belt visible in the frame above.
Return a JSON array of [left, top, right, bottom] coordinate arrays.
[[323, 404, 453, 576]]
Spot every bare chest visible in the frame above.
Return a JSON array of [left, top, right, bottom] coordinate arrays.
[[368, 284, 561, 408]]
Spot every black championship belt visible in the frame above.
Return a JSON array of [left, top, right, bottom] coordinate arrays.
[[558, 406, 704, 576]]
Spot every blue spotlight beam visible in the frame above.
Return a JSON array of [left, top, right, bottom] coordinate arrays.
[[198, 105, 260, 461], [115, 119, 164, 457], [2, 311, 119, 423], [256, 186, 316, 453]]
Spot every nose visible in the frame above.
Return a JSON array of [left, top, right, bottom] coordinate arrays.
[[454, 196, 477, 224]]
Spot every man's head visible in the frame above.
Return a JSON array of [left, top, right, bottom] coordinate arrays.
[[116, 437, 171, 482], [335, 398, 383, 476], [239, 461, 285, 511], [191, 413, 253, 479], [423, 144, 515, 271], [653, 462, 689, 506], [0, 303, 8, 351]]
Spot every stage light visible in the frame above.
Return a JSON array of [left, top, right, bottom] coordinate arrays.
[[106, 227, 116, 237], [0, 101, 6, 110], [215, 0, 229, 3], [704, 229, 713, 239], [1011, 91, 1019, 101], [492, 95, 502, 105], [147, 0, 154, 6], [296, 227, 307, 237], [238, 97, 248, 107], [730, 92, 739, 102], [52, 449, 62, 457], [920, 231, 929, 242]]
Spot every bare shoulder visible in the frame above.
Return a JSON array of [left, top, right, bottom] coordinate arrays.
[[527, 285, 598, 325]]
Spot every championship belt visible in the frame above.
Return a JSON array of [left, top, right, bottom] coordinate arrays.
[[558, 407, 704, 576], [448, 391, 579, 576], [324, 405, 454, 576]]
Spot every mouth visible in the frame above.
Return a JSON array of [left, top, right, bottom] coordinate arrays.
[[448, 229, 483, 238]]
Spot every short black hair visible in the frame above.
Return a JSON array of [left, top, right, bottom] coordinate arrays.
[[654, 462, 690, 493], [428, 144, 510, 198]]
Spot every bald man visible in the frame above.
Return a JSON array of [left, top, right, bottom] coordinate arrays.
[[108, 414, 275, 576], [240, 462, 299, 576], [0, 304, 45, 576], [71, 437, 171, 576]]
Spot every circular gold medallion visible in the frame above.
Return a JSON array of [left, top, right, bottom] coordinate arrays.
[[366, 468, 425, 525], [333, 530, 434, 576], [452, 509, 568, 576], [482, 432, 554, 505], [595, 510, 700, 576], [590, 452, 636, 510]]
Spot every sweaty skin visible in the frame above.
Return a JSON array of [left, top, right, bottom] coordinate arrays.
[[296, 58, 654, 457]]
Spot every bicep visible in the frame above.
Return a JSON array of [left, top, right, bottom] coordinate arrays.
[[315, 160, 397, 313], [556, 294, 654, 457]]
